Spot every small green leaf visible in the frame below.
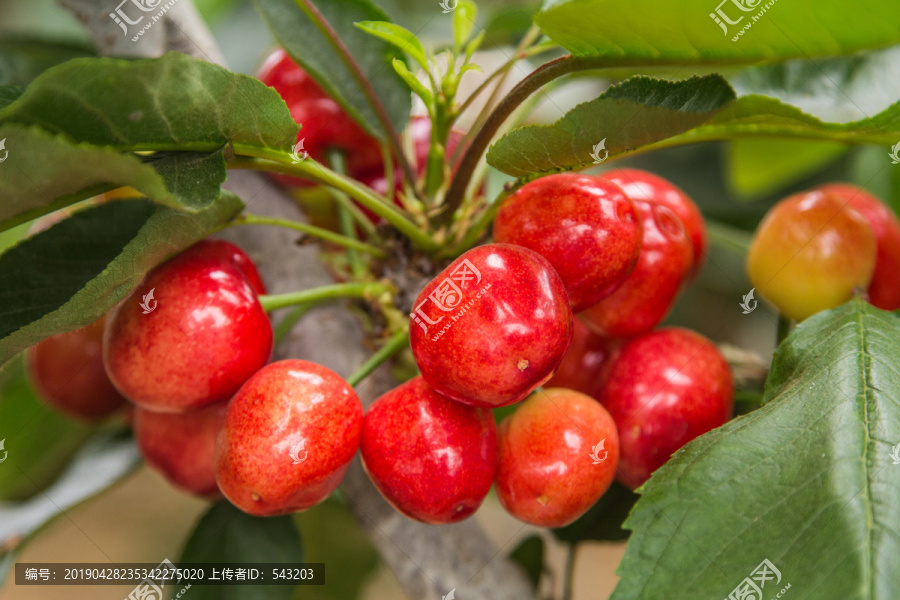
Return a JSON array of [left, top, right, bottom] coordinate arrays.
[[179, 502, 304, 600], [251, 0, 410, 139], [356, 21, 428, 71], [392, 58, 432, 104], [509, 535, 545, 590], [0, 37, 94, 86], [552, 481, 639, 543], [537, 0, 900, 64], [487, 75, 735, 177], [0, 194, 244, 367], [612, 299, 900, 600], [0, 52, 297, 153], [453, 0, 478, 50]]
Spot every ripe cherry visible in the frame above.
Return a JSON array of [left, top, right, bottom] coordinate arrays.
[[545, 319, 619, 399], [360, 376, 497, 524], [26, 317, 126, 420], [103, 243, 273, 413], [747, 189, 876, 321], [599, 328, 733, 490], [580, 200, 693, 339], [601, 168, 706, 279], [495, 388, 619, 527], [816, 183, 900, 311], [134, 402, 226, 499], [409, 243, 573, 408], [184, 239, 267, 295], [493, 173, 642, 311], [215, 360, 362, 516]]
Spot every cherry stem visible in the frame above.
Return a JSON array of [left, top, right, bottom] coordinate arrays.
[[228, 213, 385, 257], [295, 0, 420, 197], [273, 301, 326, 346], [258, 281, 392, 313], [443, 186, 516, 258], [562, 542, 577, 600], [347, 327, 409, 387]]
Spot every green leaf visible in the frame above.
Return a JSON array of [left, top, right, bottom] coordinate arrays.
[[0, 52, 298, 153], [392, 58, 433, 104], [0, 124, 228, 233], [0, 37, 94, 86], [251, 0, 411, 139], [0, 430, 140, 583], [0, 85, 23, 109], [356, 21, 428, 71], [552, 481, 639, 543], [509, 535, 545, 590], [850, 146, 900, 217], [487, 75, 736, 177], [536, 0, 900, 64], [0, 355, 95, 502], [483, 3, 542, 48], [0, 194, 244, 367], [726, 139, 847, 197], [179, 502, 304, 600], [453, 0, 478, 50], [612, 299, 900, 600]]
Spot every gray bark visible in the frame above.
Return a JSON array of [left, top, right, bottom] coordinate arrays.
[[55, 2, 531, 598]]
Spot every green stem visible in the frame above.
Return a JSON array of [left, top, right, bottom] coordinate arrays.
[[329, 151, 367, 278], [706, 220, 752, 256], [229, 150, 439, 253], [347, 328, 409, 387], [562, 543, 577, 600], [229, 213, 385, 257], [258, 282, 391, 312], [273, 302, 325, 346], [444, 186, 515, 258]]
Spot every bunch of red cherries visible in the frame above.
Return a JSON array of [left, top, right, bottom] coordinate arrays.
[[25, 49, 745, 530]]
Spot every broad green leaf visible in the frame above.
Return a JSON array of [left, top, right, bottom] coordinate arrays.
[[0, 86, 22, 109], [0, 355, 95, 502], [0, 194, 244, 367], [552, 481, 639, 543], [0, 430, 140, 585], [356, 21, 428, 71], [612, 299, 900, 600], [536, 0, 900, 64], [0, 124, 228, 232], [453, 0, 478, 50], [509, 535, 545, 590], [179, 502, 304, 600], [251, 0, 410, 139], [487, 75, 736, 177], [0, 52, 298, 153], [0, 37, 94, 86], [726, 139, 847, 197]]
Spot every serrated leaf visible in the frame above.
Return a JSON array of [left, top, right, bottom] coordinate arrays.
[[356, 21, 428, 71], [536, 0, 900, 64], [0, 355, 95, 502], [612, 299, 900, 600], [179, 502, 303, 600], [0, 52, 297, 152], [0, 124, 228, 232], [0, 37, 94, 86], [552, 481, 639, 543], [252, 0, 410, 139], [453, 0, 478, 50], [392, 58, 432, 104], [0, 430, 140, 584], [0, 194, 244, 367], [487, 75, 735, 177]]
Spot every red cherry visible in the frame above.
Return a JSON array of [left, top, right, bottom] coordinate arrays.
[[134, 402, 226, 499], [493, 173, 642, 311], [181, 239, 267, 295], [545, 319, 619, 399], [599, 328, 733, 490], [816, 183, 900, 311], [602, 168, 706, 279], [215, 360, 363, 516], [495, 388, 619, 527], [360, 376, 497, 524], [25, 317, 126, 420], [103, 246, 273, 413], [579, 200, 693, 339], [409, 243, 574, 408]]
